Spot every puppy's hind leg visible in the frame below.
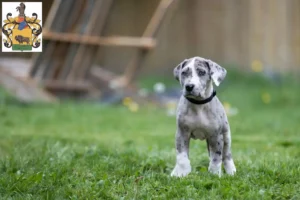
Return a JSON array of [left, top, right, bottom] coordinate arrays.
[[222, 126, 236, 175]]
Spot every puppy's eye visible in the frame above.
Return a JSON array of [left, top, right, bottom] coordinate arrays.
[[181, 70, 188, 76], [197, 69, 206, 76]]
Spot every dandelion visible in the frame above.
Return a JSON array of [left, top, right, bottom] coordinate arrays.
[[261, 92, 271, 104], [122, 97, 132, 106], [251, 60, 263, 72], [123, 97, 139, 112]]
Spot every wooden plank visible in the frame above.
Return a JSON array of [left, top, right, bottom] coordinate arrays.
[[67, 0, 112, 82], [69, 0, 114, 82], [58, 0, 95, 81], [32, 42, 56, 81], [0, 58, 31, 78], [43, 0, 62, 30], [142, 0, 176, 37], [29, 0, 77, 80], [0, 68, 56, 103], [51, 0, 78, 32], [42, 31, 156, 48], [43, 42, 69, 80], [43, 0, 88, 80], [90, 66, 118, 83], [29, 0, 62, 79], [28, 51, 45, 78]]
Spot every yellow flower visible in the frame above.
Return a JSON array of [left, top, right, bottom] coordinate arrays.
[[261, 92, 271, 104], [128, 102, 139, 112], [251, 60, 263, 72], [122, 97, 132, 106]]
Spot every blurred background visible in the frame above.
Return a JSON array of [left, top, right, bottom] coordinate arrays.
[[0, 0, 299, 105]]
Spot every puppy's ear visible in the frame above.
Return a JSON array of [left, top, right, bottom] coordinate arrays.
[[174, 59, 188, 82], [205, 59, 227, 86]]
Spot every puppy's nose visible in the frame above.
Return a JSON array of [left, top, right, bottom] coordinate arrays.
[[185, 84, 194, 92]]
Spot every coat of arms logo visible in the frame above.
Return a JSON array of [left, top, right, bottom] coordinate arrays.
[[2, 2, 42, 52]]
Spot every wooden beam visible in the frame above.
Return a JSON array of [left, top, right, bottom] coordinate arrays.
[[43, 0, 62, 30], [42, 31, 156, 49], [29, 0, 76, 80], [43, 0, 87, 81], [30, 43, 56, 81], [67, 0, 114, 82], [143, 0, 176, 37], [90, 66, 118, 83]]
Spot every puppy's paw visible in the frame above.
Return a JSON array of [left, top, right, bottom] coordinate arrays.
[[171, 164, 191, 177], [171, 153, 191, 177], [224, 159, 236, 175], [208, 162, 222, 177]]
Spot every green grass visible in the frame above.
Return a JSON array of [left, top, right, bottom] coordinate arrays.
[[0, 70, 300, 199]]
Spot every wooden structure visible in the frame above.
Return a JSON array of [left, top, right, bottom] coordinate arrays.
[[28, 0, 176, 99], [0, 0, 177, 102]]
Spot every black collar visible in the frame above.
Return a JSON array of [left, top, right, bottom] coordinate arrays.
[[185, 90, 216, 105]]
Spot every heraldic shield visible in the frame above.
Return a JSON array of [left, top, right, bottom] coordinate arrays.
[[2, 2, 42, 52]]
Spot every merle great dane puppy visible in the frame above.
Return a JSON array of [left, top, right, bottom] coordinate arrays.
[[171, 57, 236, 177]]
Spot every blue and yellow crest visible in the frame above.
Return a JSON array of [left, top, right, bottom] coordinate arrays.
[[2, 2, 42, 51]]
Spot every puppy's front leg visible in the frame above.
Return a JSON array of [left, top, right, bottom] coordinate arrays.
[[208, 134, 223, 177], [171, 126, 191, 177]]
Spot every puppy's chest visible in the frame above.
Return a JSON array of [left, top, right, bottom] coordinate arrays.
[[184, 111, 219, 140]]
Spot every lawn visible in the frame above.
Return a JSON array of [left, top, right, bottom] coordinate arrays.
[[0, 70, 300, 199]]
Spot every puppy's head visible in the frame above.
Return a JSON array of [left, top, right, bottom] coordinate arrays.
[[174, 57, 226, 99]]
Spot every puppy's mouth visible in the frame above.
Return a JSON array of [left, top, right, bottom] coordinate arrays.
[[184, 91, 203, 99]]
